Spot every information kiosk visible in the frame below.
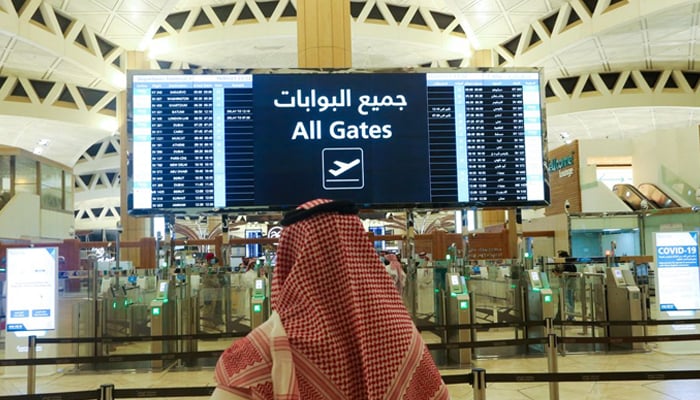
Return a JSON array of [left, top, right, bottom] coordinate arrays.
[[605, 267, 644, 350], [445, 273, 472, 365], [150, 279, 176, 369], [250, 278, 269, 329]]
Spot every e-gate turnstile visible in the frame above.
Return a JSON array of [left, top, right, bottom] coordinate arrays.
[[150, 280, 176, 369], [445, 273, 472, 366], [526, 271, 555, 320], [605, 266, 644, 350], [250, 277, 269, 329], [525, 270, 554, 351]]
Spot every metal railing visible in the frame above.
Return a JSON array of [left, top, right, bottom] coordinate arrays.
[[4, 318, 700, 399]]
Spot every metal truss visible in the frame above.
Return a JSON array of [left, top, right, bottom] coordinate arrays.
[[73, 135, 121, 231], [0, 0, 125, 89]]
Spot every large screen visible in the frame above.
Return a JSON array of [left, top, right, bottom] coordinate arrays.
[[127, 68, 549, 214]]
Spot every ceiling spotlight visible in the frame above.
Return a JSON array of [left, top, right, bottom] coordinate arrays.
[[559, 132, 572, 144]]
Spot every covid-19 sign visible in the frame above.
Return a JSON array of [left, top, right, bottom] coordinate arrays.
[[656, 231, 700, 311]]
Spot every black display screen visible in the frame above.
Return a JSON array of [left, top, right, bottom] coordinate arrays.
[[127, 69, 549, 214]]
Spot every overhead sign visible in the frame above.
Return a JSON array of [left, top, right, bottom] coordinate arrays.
[[545, 141, 580, 216], [127, 69, 550, 213], [6, 247, 58, 331], [656, 231, 700, 311]]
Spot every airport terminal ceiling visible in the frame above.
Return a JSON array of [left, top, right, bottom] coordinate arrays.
[[0, 0, 699, 224]]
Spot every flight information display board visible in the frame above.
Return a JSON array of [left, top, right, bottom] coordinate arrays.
[[128, 69, 549, 214]]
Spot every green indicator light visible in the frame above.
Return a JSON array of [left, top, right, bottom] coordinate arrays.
[[459, 300, 469, 310], [434, 289, 439, 293], [124, 299, 129, 307], [152, 307, 161, 316], [544, 294, 553, 303], [510, 284, 517, 289], [446, 254, 451, 260], [451, 292, 457, 297], [253, 304, 262, 313], [112, 301, 117, 309], [533, 287, 541, 292], [163, 298, 169, 304]]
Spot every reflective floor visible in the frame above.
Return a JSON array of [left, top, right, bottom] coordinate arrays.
[[2, 341, 700, 399]]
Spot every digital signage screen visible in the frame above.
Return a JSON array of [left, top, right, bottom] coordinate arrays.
[[127, 68, 550, 214], [6, 247, 58, 332]]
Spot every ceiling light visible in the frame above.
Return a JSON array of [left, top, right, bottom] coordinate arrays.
[[33, 146, 44, 155], [101, 119, 119, 132], [37, 138, 50, 146], [254, 45, 285, 51]]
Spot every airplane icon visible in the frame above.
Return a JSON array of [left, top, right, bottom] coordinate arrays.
[[328, 159, 360, 176], [322, 148, 364, 190]]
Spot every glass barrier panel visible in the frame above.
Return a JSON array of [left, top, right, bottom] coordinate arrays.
[[41, 163, 63, 210], [0, 155, 10, 209], [15, 156, 37, 195]]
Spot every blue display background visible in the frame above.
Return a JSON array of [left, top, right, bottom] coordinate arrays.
[[127, 69, 550, 214], [252, 73, 430, 207]]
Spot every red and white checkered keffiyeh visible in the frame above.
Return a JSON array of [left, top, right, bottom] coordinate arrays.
[[212, 199, 448, 399]]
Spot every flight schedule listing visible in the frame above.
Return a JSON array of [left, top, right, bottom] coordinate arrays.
[[426, 73, 545, 205], [149, 87, 216, 209], [131, 75, 253, 211], [464, 85, 528, 203]]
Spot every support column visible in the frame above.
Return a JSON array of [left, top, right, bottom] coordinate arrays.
[[119, 51, 151, 266], [297, 0, 352, 68], [469, 50, 495, 68]]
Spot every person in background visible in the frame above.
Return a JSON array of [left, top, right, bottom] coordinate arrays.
[[210, 199, 448, 399], [240, 257, 258, 290], [383, 252, 406, 296], [201, 253, 224, 330], [557, 250, 578, 321]]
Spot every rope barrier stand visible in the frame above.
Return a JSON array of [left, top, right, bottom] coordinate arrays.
[[472, 368, 486, 400], [27, 335, 37, 395], [547, 333, 559, 400], [100, 384, 115, 400], [8, 317, 700, 400]]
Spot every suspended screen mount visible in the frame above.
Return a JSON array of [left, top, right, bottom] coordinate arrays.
[[127, 68, 550, 215]]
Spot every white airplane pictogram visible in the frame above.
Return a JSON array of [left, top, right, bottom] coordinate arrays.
[[328, 159, 360, 177]]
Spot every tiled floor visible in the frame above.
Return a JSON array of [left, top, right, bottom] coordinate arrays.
[[2, 343, 700, 399]]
